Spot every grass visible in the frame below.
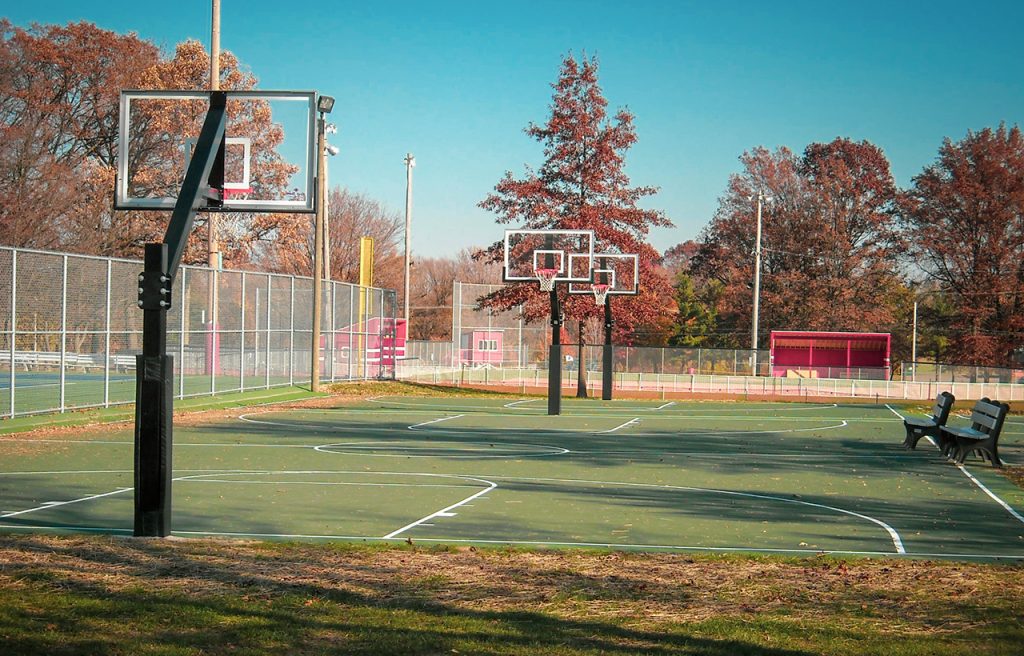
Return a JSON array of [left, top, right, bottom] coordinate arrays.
[[0, 534, 1022, 655], [0, 385, 325, 436]]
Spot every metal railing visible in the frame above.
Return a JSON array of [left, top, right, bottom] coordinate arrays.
[[0, 245, 396, 418]]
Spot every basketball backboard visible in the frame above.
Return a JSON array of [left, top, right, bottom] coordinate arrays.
[[568, 252, 639, 297], [115, 90, 317, 213], [502, 229, 595, 284]]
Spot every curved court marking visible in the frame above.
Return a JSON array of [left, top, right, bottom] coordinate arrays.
[[171, 468, 479, 489], [503, 399, 537, 409], [468, 473, 905, 554], [623, 420, 848, 437], [313, 441, 570, 459], [886, 404, 1022, 524]]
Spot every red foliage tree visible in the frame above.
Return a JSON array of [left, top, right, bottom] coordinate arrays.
[[693, 139, 905, 347], [478, 54, 675, 347], [901, 124, 1024, 365]]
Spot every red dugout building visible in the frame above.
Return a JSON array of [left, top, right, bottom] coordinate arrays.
[[769, 331, 891, 380]]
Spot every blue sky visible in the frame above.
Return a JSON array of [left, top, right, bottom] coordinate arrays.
[[5, 1, 1022, 258]]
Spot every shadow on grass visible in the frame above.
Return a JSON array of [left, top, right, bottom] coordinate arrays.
[[0, 535, 820, 656]]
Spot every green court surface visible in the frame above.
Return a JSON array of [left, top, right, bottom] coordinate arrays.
[[2, 396, 1023, 561]]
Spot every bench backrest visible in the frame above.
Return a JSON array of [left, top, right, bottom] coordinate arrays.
[[969, 398, 1009, 435], [930, 391, 956, 425]]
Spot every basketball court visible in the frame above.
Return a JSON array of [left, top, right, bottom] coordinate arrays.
[[2, 395, 1022, 560]]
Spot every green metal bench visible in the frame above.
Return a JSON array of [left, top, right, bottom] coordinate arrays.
[[939, 397, 1009, 467], [902, 391, 955, 449]]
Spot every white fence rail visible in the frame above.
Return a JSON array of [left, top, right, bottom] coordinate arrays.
[[398, 360, 1024, 403]]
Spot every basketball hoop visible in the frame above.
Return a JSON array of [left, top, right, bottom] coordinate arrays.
[[592, 283, 610, 306], [536, 268, 558, 292]]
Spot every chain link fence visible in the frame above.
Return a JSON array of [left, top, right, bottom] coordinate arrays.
[[395, 283, 1024, 401], [0, 245, 396, 418]]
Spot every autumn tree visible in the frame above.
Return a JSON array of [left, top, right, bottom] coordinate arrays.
[[478, 53, 675, 387], [0, 20, 160, 249], [693, 139, 907, 348], [900, 124, 1024, 365]]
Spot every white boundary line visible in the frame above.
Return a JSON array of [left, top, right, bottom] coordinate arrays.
[[503, 399, 536, 409], [408, 414, 464, 430], [380, 475, 497, 539], [886, 404, 1024, 526], [0, 521, 1018, 560], [313, 440, 569, 459], [595, 418, 641, 434], [0, 487, 133, 519]]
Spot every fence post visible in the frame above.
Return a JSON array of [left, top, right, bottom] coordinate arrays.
[[104, 259, 112, 408], [9, 250, 17, 417], [178, 267, 186, 399], [59, 255, 68, 412], [348, 284, 355, 380], [329, 281, 336, 382], [240, 272, 246, 391], [265, 275, 272, 389], [289, 276, 295, 386]]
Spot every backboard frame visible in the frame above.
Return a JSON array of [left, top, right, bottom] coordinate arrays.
[[568, 252, 639, 296], [502, 228, 596, 284], [115, 89, 317, 213]]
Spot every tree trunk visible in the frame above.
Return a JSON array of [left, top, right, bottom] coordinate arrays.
[[576, 320, 587, 398]]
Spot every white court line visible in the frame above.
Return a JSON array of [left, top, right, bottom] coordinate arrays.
[[594, 418, 641, 434], [0, 521, 1017, 560], [408, 414, 464, 430], [313, 438, 569, 458], [473, 473, 905, 554], [886, 404, 1023, 526], [652, 401, 676, 411], [382, 476, 497, 540], [0, 487, 132, 519], [624, 421, 848, 437], [503, 399, 536, 409]]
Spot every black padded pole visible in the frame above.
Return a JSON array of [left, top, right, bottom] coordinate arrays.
[[134, 243, 172, 536], [602, 296, 613, 401], [548, 288, 562, 415]]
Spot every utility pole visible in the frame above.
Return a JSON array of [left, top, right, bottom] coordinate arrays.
[[311, 104, 331, 392], [751, 192, 766, 375], [207, 0, 222, 376], [208, 0, 221, 268], [404, 153, 415, 327]]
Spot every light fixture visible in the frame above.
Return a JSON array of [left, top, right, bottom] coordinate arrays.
[[317, 95, 335, 114], [325, 123, 338, 135], [325, 144, 339, 156]]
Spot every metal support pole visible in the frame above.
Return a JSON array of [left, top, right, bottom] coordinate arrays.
[[134, 243, 173, 537], [104, 259, 112, 407], [548, 288, 562, 416], [403, 153, 415, 329], [911, 300, 918, 382], [311, 113, 327, 392], [751, 192, 764, 375], [602, 296, 613, 401], [9, 250, 17, 418], [59, 256, 67, 412]]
